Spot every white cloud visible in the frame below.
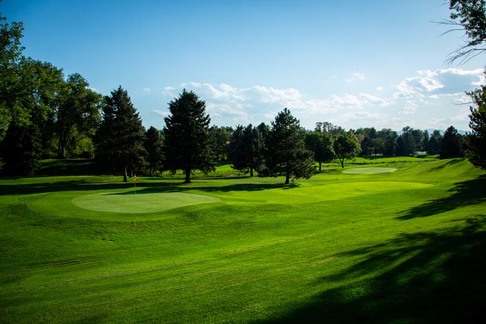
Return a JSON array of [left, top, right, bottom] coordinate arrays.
[[359, 93, 394, 107], [395, 68, 483, 98], [152, 109, 168, 117], [157, 67, 483, 130], [345, 72, 365, 83]]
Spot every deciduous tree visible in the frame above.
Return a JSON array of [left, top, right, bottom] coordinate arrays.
[[56, 73, 101, 158], [305, 131, 334, 171], [333, 131, 361, 168]]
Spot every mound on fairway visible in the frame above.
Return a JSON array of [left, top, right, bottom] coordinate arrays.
[[343, 167, 397, 175], [72, 191, 221, 213]]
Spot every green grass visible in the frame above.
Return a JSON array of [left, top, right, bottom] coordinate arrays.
[[1, 158, 485, 322], [72, 191, 221, 214], [342, 167, 397, 174]]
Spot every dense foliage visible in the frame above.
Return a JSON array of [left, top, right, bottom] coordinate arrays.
[[260, 108, 314, 184], [440, 126, 464, 159], [0, 8, 477, 178], [465, 83, 486, 169], [94, 86, 146, 182], [163, 89, 214, 183], [333, 131, 361, 168]]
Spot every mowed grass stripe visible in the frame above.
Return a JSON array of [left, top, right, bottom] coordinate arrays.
[[1, 158, 485, 322]]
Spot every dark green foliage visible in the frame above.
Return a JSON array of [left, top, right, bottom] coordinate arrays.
[[315, 121, 343, 135], [421, 130, 430, 152], [228, 125, 246, 172], [377, 129, 399, 157], [396, 127, 417, 156], [440, 126, 464, 159], [427, 130, 443, 155], [333, 131, 361, 168], [228, 124, 265, 176], [0, 59, 64, 175], [144, 126, 164, 175], [447, 0, 486, 63], [94, 86, 146, 182], [464, 84, 486, 169], [305, 131, 334, 171], [163, 89, 214, 183], [262, 108, 314, 184], [1, 122, 41, 175], [355, 127, 385, 157], [0, 12, 24, 142], [57, 73, 101, 158], [210, 125, 232, 163]]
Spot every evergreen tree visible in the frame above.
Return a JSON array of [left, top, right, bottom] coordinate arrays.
[[464, 79, 486, 169], [144, 126, 164, 176], [440, 126, 464, 159], [163, 89, 214, 183], [396, 127, 416, 156], [262, 108, 314, 184], [228, 124, 265, 176], [94, 86, 146, 182]]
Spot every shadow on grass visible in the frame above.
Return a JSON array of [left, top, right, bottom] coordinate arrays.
[[0, 178, 299, 196], [398, 175, 486, 220], [263, 216, 486, 323], [113, 182, 299, 195]]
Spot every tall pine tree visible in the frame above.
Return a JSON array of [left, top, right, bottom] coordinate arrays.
[[94, 86, 146, 182], [163, 89, 214, 183], [440, 125, 464, 159], [262, 108, 314, 184], [228, 124, 265, 176], [144, 126, 164, 176], [465, 81, 486, 169]]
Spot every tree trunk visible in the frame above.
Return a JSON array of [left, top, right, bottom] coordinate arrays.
[[250, 167, 254, 177], [340, 158, 345, 168], [58, 131, 67, 159], [285, 170, 290, 184], [318, 161, 322, 172], [123, 166, 128, 182], [184, 168, 191, 183]]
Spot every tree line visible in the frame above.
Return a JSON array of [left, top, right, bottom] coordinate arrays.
[[1, 2, 485, 182]]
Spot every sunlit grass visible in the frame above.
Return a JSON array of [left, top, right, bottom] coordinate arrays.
[[1, 158, 485, 322]]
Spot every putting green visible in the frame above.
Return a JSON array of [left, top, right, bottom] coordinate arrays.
[[72, 191, 221, 213], [342, 167, 398, 175]]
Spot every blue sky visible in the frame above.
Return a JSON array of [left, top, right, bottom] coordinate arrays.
[[2, 0, 484, 131]]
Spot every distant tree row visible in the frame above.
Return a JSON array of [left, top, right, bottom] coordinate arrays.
[[1, 5, 485, 181]]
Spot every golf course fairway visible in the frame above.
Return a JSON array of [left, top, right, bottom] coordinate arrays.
[[1, 158, 485, 323], [342, 167, 397, 174]]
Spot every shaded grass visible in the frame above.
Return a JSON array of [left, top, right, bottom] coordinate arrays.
[[1, 158, 485, 322]]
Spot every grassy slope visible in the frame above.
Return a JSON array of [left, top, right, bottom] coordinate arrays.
[[0, 158, 485, 323]]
